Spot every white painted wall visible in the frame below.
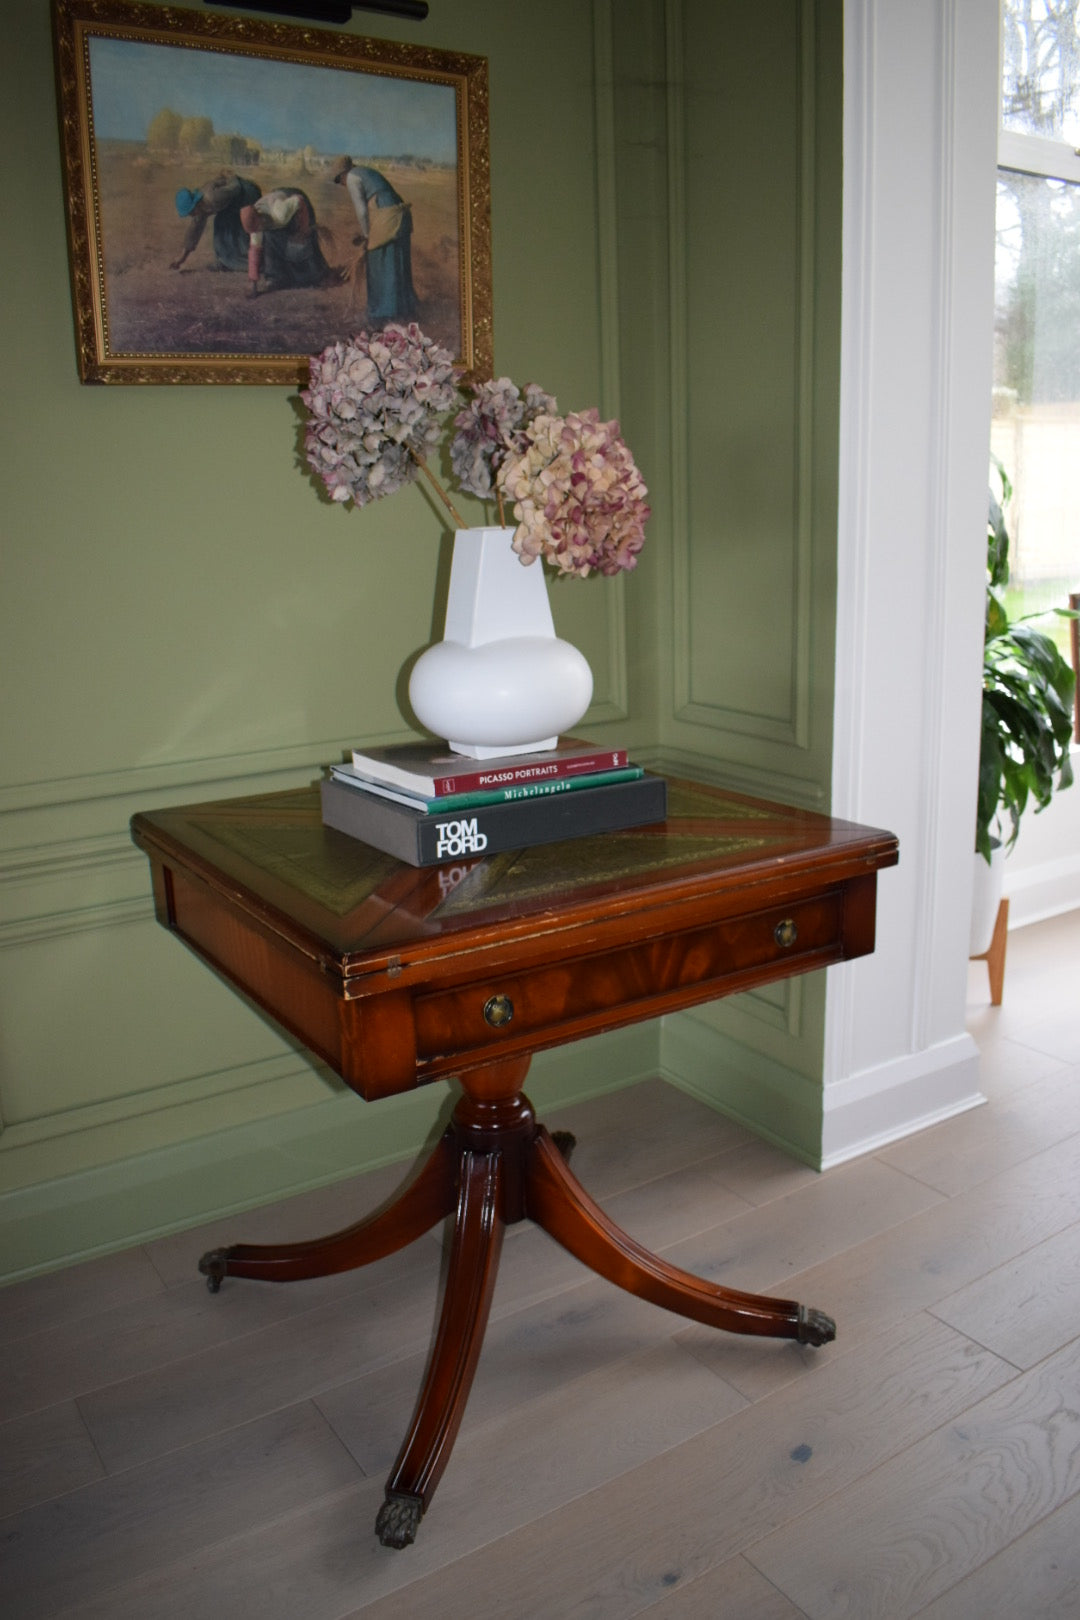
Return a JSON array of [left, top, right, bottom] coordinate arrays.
[[823, 0, 1000, 1163], [1002, 774, 1080, 926]]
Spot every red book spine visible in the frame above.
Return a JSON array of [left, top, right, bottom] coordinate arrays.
[[430, 748, 629, 796]]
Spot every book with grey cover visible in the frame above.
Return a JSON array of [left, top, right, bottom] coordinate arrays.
[[320, 773, 667, 867]]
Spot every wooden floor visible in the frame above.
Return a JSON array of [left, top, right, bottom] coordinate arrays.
[[2, 911, 1080, 1619]]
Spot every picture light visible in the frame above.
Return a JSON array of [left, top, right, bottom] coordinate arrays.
[[205, 2, 429, 22]]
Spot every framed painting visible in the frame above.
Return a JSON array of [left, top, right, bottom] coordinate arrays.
[[51, 0, 491, 383]]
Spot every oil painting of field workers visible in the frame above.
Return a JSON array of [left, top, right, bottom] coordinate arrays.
[[97, 144, 462, 359], [59, 16, 488, 377]]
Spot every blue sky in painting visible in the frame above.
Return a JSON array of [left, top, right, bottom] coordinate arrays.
[[88, 38, 457, 162]]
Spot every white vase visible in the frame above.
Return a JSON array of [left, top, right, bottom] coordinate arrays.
[[408, 527, 593, 759], [969, 841, 1005, 956]]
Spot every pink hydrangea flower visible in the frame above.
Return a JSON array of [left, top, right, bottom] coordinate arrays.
[[499, 409, 650, 577], [298, 326, 650, 574], [449, 378, 558, 499], [301, 324, 460, 508]]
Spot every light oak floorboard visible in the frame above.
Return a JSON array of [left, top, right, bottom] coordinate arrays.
[[958, 1021, 1066, 1094], [910, 1490, 1080, 1620], [929, 1219, 1080, 1369], [596, 1153, 755, 1249], [344, 1315, 1014, 1620], [654, 1154, 945, 1300], [0, 1403, 362, 1620], [0, 1246, 166, 1344], [676, 1125, 1080, 1403], [637, 1554, 807, 1619], [544, 1078, 761, 1199], [744, 1336, 1080, 1619], [693, 1133, 822, 1208], [0, 1401, 103, 1518], [0, 1240, 435, 1428], [75, 1260, 444, 1474], [1001, 1009, 1080, 1064], [51, 1342, 743, 1620], [876, 1060, 1080, 1196], [313, 1267, 747, 1475], [969, 911, 1078, 1026]]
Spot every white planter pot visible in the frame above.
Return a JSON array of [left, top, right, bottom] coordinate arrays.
[[408, 527, 593, 759], [969, 841, 1005, 957]]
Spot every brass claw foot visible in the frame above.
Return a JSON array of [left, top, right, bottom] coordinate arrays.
[[198, 1247, 233, 1294], [796, 1305, 837, 1346], [376, 1490, 423, 1549]]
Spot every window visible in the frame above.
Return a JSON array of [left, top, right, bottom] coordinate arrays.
[[992, 0, 1080, 727]]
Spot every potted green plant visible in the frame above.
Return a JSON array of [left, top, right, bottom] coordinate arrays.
[[973, 461, 1076, 951]]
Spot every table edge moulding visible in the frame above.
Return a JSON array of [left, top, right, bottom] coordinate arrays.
[[130, 773, 898, 1549]]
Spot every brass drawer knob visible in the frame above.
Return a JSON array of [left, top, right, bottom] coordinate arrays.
[[483, 993, 514, 1028], [774, 919, 798, 949]]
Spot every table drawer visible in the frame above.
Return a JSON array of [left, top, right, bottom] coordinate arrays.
[[412, 891, 843, 1063]]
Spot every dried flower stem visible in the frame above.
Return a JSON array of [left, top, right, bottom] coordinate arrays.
[[497, 487, 507, 527], [412, 452, 467, 529]]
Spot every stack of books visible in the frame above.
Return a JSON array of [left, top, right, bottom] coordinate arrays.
[[320, 737, 667, 866]]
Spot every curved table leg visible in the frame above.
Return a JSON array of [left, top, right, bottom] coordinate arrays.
[[376, 1146, 505, 1548], [525, 1126, 835, 1346], [198, 1128, 458, 1289]]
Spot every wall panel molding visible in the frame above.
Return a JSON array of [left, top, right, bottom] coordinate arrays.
[[1, 1022, 660, 1281], [666, 0, 690, 717], [1, 895, 150, 949], [661, 1010, 823, 1166], [670, 0, 819, 748], [0, 739, 373, 818], [652, 743, 827, 808], [0, 830, 149, 947], [589, 0, 630, 722], [0, 1054, 327, 1182], [908, 0, 962, 1057], [1, 0, 650, 1279]]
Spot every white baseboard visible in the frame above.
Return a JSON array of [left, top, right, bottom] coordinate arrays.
[[820, 1033, 985, 1168], [1005, 854, 1080, 929], [662, 1014, 987, 1172]]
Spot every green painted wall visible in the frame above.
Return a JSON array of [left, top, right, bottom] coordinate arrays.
[[611, 2, 843, 1151], [0, 0, 843, 1280]]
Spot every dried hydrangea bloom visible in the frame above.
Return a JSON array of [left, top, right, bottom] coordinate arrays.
[[301, 323, 461, 508], [449, 377, 558, 500], [500, 409, 650, 577]]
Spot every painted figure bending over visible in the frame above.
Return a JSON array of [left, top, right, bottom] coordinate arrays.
[[171, 172, 261, 272], [246, 188, 337, 293], [332, 156, 418, 325]]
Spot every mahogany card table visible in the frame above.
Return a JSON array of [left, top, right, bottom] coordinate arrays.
[[131, 776, 897, 1548]]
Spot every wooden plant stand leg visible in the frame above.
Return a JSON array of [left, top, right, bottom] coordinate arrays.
[[376, 1144, 506, 1549], [198, 1128, 458, 1289], [525, 1125, 836, 1347], [985, 897, 1009, 1006]]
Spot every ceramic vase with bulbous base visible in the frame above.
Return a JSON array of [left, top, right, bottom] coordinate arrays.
[[408, 527, 593, 759]]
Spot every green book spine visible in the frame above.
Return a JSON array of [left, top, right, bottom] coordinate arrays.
[[332, 765, 644, 812]]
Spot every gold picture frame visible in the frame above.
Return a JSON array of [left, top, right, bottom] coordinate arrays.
[[52, 0, 492, 384]]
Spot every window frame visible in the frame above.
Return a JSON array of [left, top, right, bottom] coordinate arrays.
[[995, 3, 1080, 739]]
